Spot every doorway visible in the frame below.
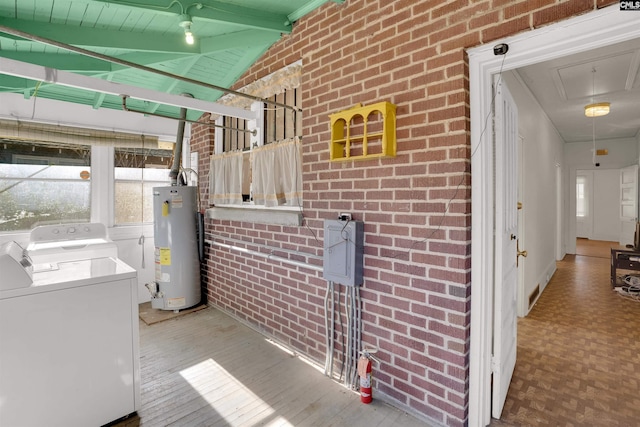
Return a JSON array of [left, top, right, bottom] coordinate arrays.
[[489, 239, 640, 426], [468, 6, 640, 427]]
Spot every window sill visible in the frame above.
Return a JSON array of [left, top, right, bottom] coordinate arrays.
[[109, 223, 155, 240], [206, 206, 303, 226]]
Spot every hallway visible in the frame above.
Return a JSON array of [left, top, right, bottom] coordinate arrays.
[[492, 240, 640, 426]]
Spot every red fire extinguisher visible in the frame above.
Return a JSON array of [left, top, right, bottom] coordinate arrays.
[[358, 349, 378, 404]]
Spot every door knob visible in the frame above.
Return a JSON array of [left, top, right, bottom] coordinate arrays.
[[517, 239, 527, 267]]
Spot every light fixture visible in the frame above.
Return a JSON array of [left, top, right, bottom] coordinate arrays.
[[584, 67, 610, 117], [586, 67, 609, 166], [584, 102, 610, 117], [178, 14, 194, 45]]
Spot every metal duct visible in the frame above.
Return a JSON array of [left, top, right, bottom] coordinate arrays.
[[170, 103, 188, 186]]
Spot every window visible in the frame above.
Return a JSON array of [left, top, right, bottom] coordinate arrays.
[[213, 88, 302, 207], [0, 142, 91, 231], [220, 117, 252, 201], [263, 89, 302, 145], [576, 175, 588, 218], [222, 116, 252, 152], [114, 147, 172, 225], [0, 118, 178, 233]]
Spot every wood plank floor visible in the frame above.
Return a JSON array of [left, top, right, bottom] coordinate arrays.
[[491, 239, 640, 426], [112, 305, 431, 427]]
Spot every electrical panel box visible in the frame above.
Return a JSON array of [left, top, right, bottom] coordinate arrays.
[[323, 219, 364, 286]]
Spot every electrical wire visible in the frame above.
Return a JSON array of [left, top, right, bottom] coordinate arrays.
[[591, 68, 597, 166], [617, 275, 640, 302], [337, 284, 345, 381], [106, 0, 184, 13], [385, 50, 509, 260], [139, 135, 146, 269], [324, 281, 331, 376]]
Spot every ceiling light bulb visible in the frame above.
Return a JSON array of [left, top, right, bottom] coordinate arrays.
[[178, 14, 195, 45], [584, 102, 610, 117], [184, 29, 194, 45]]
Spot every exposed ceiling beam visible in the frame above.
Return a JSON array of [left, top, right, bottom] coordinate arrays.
[[0, 28, 280, 76], [0, 75, 28, 91], [0, 51, 112, 73], [198, 30, 282, 53], [189, 3, 291, 33], [0, 24, 299, 111], [0, 17, 197, 53], [92, 74, 114, 109], [144, 56, 202, 114], [216, 45, 272, 92], [92, 0, 292, 33], [288, 0, 334, 23], [0, 57, 256, 120]]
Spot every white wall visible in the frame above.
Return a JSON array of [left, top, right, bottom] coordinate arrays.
[[564, 137, 638, 253], [592, 169, 622, 240], [503, 72, 564, 316], [576, 169, 621, 241]]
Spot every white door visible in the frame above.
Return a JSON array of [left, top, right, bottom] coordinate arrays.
[[492, 76, 519, 419], [620, 165, 638, 247]]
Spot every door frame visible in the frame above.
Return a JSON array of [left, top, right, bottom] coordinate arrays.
[[468, 6, 640, 427], [517, 134, 527, 317]]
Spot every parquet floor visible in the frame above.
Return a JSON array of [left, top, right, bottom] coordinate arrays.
[[491, 239, 640, 426]]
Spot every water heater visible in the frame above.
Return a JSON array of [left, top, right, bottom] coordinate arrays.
[[151, 185, 201, 310]]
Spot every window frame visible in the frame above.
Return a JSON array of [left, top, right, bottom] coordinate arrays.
[[0, 141, 182, 239], [576, 175, 588, 218], [207, 65, 303, 225]]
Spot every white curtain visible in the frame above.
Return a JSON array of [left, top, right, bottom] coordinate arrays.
[[209, 151, 243, 205], [251, 138, 302, 207]]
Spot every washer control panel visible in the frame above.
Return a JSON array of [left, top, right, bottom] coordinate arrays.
[[28, 223, 108, 243]]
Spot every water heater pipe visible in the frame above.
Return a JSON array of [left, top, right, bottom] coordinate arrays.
[[170, 98, 190, 186]]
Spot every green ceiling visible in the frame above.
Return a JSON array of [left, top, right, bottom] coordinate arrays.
[[0, 0, 342, 121]]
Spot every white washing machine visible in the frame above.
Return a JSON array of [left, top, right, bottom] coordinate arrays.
[[27, 222, 118, 264], [0, 242, 140, 427]]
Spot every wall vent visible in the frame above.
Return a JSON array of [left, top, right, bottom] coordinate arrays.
[[528, 284, 540, 309]]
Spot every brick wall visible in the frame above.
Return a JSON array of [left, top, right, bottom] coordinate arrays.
[[191, 1, 617, 425]]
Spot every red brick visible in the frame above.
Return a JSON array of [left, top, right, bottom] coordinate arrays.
[[482, 15, 531, 43], [533, 0, 593, 28], [198, 1, 609, 424]]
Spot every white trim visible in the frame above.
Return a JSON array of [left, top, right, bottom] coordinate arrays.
[[11, 154, 87, 166], [0, 57, 256, 121], [91, 146, 114, 226], [0, 93, 178, 143], [206, 206, 302, 226], [250, 101, 264, 148], [468, 5, 640, 426], [214, 116, 224, 155]]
